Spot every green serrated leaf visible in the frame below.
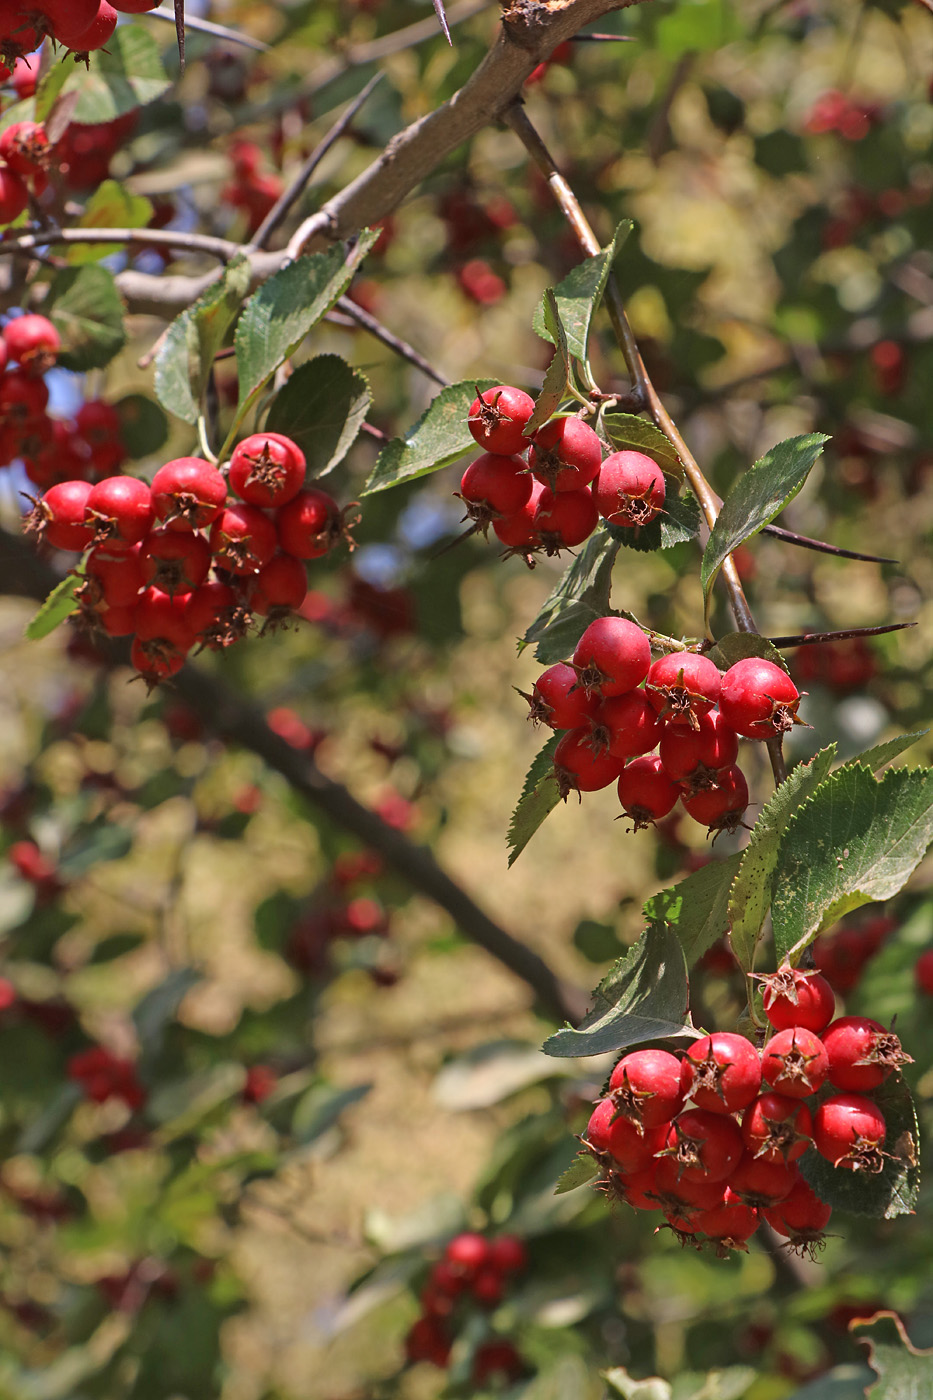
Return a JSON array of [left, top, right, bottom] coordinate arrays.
[[798, 1076, 920, 1219], [555, 1154, 601, 1195], [522, 528, 622, 663], [25, 571, 83, 641], [524, 349, 568, 437], [35, 61, 69, 125], [47, 264, 126, 372], [115, 393, 169, 459], [701, 434, 829, 623], [841, 732, 927, 775], [602, 412, 684, 481], [543, 921, 697, 1058], [771, 765, 933, 965], [154, 254, 252, 425], [532, 222, 632, 362], [265, 355, 371, 479], [608, 487, 701, 554], [851, 1312, 933, 1396], [645, 854, 743, 968], [363, 378, 496, 495], [69, 180, 152, 264], [234, 232, 378, 430], [705, 631, 790, 674], [59, 26, 171, 124], [507, 733, 561, 866], [728, 746, 837, 973]]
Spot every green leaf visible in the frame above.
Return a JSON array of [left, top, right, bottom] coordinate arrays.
[[58, 821, 133, 879], [16, 1082, 82, 1155], [68, 179, 153, 264], [25, 572, 82, 641], [602, 412, 684, 482], [507, 733, 561, 866], [608, 487, 701, 554], [265, 355, 371, 479], [728, 746, 837, 973], [555, 1155, 601, 1195], [700, 434, 829, 621], [797, 1076, 920, 1219], [705, 631, 790, 674], [771, 765, 933, 965], [851, 1312, 933, 1396], [35, 61, 70, 126], [148, 1064, 246, 1132], [644, 854, 743, 968], [234, 232, 379, 427], [841, 731, 927, 775], [46, 264, 126, 372], [363, 378, 497, 495], [656, 0, 744, 58], [58, 25, 171, 124], [524, 348, 568, 438], [543, 921, 697, 1058], [521, 527, 622, 664], [115, 393, 169, 459], [291, 1082, 372, 1144], [154, 254, 252, 426], [573, 919, 625, 963], [133, 969, 201, 1059], [532, 222, 632, 362]]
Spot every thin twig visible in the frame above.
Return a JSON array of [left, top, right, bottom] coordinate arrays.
[[149, 4, 270, 52], [761, 524, 896, 565], [0, 225, 238, 260], [331, 296, 450, 386], [249, 73, 385, 252], [768, 622, 915, 647]]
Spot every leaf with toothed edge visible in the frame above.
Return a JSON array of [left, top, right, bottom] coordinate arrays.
[[507, 734, 561, 866], [520, 527, 625, 664], [532, 222, 632, 363], [602, 411, 684, 482], [363, 379, 497, 495], [644, 853, 743, 968], [607, 486, 700, 553], [555, 1154, 601, 1194]]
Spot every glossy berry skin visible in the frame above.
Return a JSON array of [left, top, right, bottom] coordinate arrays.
[[618, 756, 680, 829], [151, 458, 227, 531], [762, 1176, 832, 1241], [680, 1032, 762, 1115], [228, 432, 306, 508], [554, 728, 625, 796], [86, 543, 145, 607], [741, 1093, 813, 1163], [140, 528, 211, 596], [659, 710, 738, 787], [528, 416, 602, 492], [85, 476, 154, 546], [60, 1, 119, 52], [135, 588, 198, 651], [251, 552, 308, 616], [488, 1235, 527, 1273], [459, 452, 531, 520], [444, 1232, 490, 1278], [719, 657, 804, 739], [276, 487, 339, 559], [533, 486, 599, 552], [608, 1048, 685, 1129], [0, 166, 28, 223], [210, 504, 278, 574], [586, 1099, 666, 1172], [681, 765, 749, 835], [821, 1016, 911, 1091], [467, 385, 535, 455], [760, 1026, 829, 1099], [662, 1108, 743, 1183], [650, 1156, 724, 1217], [691, 1188, 760, 1248], [572, 616, 651, 698], [3, 313, 59, 372], [729, 1153, 799, 1207], [593, 690, 663, 760], [527, 661, 599, 730], [916, 949, 933, 995], [185, 580, 240, 643], [595, 451, 666, 528], [646, 652, 721, 726], [760, 966, 835, 1033], [812, 1094, 887, 1171], [31, 480, 94, 551], [492, 479, 545, 551]]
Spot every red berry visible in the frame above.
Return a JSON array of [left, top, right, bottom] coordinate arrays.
[[649, 1156, 725, 1217], [276, 487, 341, 559], [25, 479, 94, 551], [821, 1015, 912, 1091], [472, 1340, 524, 1386], [554, 727, 625, 798], [680, 1032, 762, 1115], [3, 313, 58, 373], [719, 657, 805, 740], [681, 766, 749, 837], [812, 1093, 887, 1172], [594, 450, 666, 528], [762, 1176, 832, 1246], [533, 485, 599, 553], [85, 476, 154, 547], [59, 0, 118, 52], [459, 452, 531, 527], [617, 755, 680, 829], [617, 1167, 663, 1211], [151, 457, 227, 531], [741, 1093, 813, 1163], [185, 579, 246, 648], [608, 1048, 685, 1129], [590, 689, 663, 760], [444, 1232, 490, 1279], [730, 1153, 800, 1207], [661, 1108, 744, 1183], [471, 1267, 503, 1307], [251, 552, 308, 618], [86, 542, 145, 607], [759, 965, 836, 1033], [135, 587, 198, 652], [209, 503, 278, 575], [645, 651, 721, 726], [529, 416, 602, 492], [404, 1315, 451, 1367], [659, 710, 738, 790], [487, 1235, 527, 1273], [228, 432, 306, 508], [524, 661, 598, 730], [140, 528, 211, 596], [98, 604, 137, 637], [915, 948, 933, 996], [0, 367, 49, 425], [691, 1187, 760, 1251], [760, 1026, 829, 1099], [492, 478, 545, 554], [572, 616, 651, 698], [467, 384, 535, 455], [586, 1098, 667, 1173], [0, 165, 28, 222]]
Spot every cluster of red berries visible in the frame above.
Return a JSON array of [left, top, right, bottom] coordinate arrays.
[[25, 434, 356, 686], [803, 90, 884, 142], [0, 1, 157, 69], [221, 139, 285, 237], [524, 616, 805, 836], [794, 636, 878, 695], [0, 313, 130, 486], [405, 1232, 527, 1383], [460, 385, 668, 563], [67, 1046, 147, 1111], [584, 967, 912, 1257]]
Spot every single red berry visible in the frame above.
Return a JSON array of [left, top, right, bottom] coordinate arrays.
[[228, 432, 306, 508], [251, 552, 308, 619], [659, 709, 738, 791], [3, 312, 58, 373], [758, 965, 836, 1033], [608, 1048, 685, 1129], [522, 661, 599, 730], [135, 587, 198, 652], [151, 457, 227, 531], [691, 1187, 760, 1252], [533, 485, 599, 553], [404, 1315, 451, 1367], [617, 1167, 663, 1211], [0, 165, 28, 221], [660, 1108, 744, 1183], [821, 1015, 912, 1091], [471, 1340, 524, 1386], [242, 1065, 277, 1104], [741, 1093, 813, 1163], [185, 579, 247, 649], [645, 652, 721, 727], [59, 1, 119, 52], [98, 604, 138, 637], [487, 1235, 527, 1273], [528, 416, 602, 492], [429, 1261, 466, 1297], [25, 479, 94, 551], [467, 384, 535, 455], [617, 755, 680, 830], [587, 1098, 667, 1173], [729, 1153, 800, 1207], [649, 1156, 725, 1217], [813, 1093, 887, 1172], [0, 367, 49, 425], [681, 765, 749, 838], [572, 616, 651, 698], [76, 399, 126, 476], [554, 727, 625, 799], [276, 487, 342, 559], [459, 451, 532, 521], [86, 542, 145, 607], [680, 1032, 762, 1115], [471, 1267, 504, 1307], [760, 1026, 829, 1098], [719, 656, 805, 740], [594, 450, 666, 528], [589, 689, 663, 760], [915, 948, 933, 996], [209, 503, 278, 574], [85, 476, 154, 547], [762, 1176, 832, 1248], [9, 840, 59, 887], [140, 527, 211, 596], [492, 478, 545, 555], [444, 1232, 490, 1279], [39, 0, 100, 41]]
